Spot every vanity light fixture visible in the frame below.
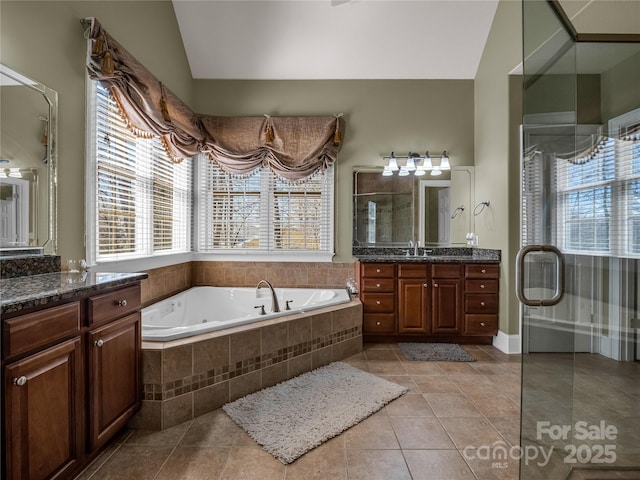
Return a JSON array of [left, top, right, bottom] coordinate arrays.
[[8, 168, 22, 178], [382, 150, 450, 177]]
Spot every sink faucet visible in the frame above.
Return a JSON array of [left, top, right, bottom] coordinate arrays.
[[408, 240, 420, 256], [256, 280, 280, 313]]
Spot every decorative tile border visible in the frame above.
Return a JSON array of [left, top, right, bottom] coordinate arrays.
[[143, 325, 361, 401]]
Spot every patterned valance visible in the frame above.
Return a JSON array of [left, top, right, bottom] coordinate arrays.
[[82, 17, 344, 181]]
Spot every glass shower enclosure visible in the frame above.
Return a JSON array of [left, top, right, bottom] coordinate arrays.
[[519, 1, 640, 479]]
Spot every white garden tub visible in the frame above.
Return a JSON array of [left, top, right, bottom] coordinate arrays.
[[141, 286, 351, 341]]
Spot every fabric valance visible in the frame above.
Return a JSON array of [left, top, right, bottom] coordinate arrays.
[[82, 17, 344, 181]]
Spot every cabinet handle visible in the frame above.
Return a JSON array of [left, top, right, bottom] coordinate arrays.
[[480, 301, 486, 306], [13, 376, 27, 387], [94, 339, 104, 347], [480, 284, 485, 289], [480, 322, 486, 327], [481, 269, 487, 274], [117, 299, 128, 307], [376, 321, 381, 326]]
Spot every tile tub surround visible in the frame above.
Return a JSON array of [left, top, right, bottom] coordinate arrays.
[[140, 261, 355, 308], [133, 298, 363, 430]]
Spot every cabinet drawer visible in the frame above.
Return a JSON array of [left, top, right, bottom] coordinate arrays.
[[361, 263, 395, 278], [465, 294, 498, 314], [465, 264, 499, 279], [88, 285, 141, 327], [362, 278, 396, 293], [361, 293, 395, 313], [3, 302, 81, 359], [398, 264, 428, 278], [363, 314, 396, 334], [431, 263, 463, 278], [465, 279, 498, 294], [464, 315, 498, 335]]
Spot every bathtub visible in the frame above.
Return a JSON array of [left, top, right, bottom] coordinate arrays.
[[141, 286, 352, 341]]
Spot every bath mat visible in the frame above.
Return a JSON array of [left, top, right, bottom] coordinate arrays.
[[222, 361, 407, 464], [398, 342, 476, 362]]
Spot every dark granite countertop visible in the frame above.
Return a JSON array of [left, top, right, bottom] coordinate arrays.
[[1, 271, 148, 315], [353, 247, 501, 264]]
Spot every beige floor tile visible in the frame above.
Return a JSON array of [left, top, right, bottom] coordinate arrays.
[[346, 449, 412, 480], [403, 449, 476, 480], [218, 446, 286, 480], [367, 360, 408, 375], [385, 393, 434, 417], [390, 416, 456, 449], [439, 416, 506, 450], [412, 374, 461, 394], [86, 444, 173, 479], [488, 416, 521, 447], [180, 409, 248, 447], [343, 411, 400, 449], [471, 362, 515, 376], [402, 361, 446, 375], [364, 348, 401, 361], [284, 436, 347, 480], [379, 374, 420, 393], [124, 421, 191, 446], [154, 446, 230, 480], [466, 393, 521, 417], [437, 362, 479, 375], [424, 392, 483, 417]]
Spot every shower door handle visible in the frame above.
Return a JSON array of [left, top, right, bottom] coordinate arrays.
[[515, 244, 565, 307]]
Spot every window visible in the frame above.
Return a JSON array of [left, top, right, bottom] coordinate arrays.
[[196, 156, 334, 258], [554, 108, 640, 256], [89, 82, 192, 262]]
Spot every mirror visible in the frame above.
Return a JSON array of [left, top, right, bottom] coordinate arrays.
[[353, 166, 474, 247], [0, 64, 57, 254]]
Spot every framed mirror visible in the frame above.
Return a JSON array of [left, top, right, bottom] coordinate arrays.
[[353, 166, 474, 247], [0, 64, 57, 254]]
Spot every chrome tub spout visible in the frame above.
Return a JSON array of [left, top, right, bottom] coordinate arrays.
[[256, 280, 280, 313]]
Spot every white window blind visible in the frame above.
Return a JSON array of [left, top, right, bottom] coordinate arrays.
[[551, 108, 640, 257], [521, 148, 550, 246], [92, 82, 192, 262], [197, 157, 334, 255]]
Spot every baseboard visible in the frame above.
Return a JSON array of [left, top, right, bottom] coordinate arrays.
[[493, 330, 521, 354]]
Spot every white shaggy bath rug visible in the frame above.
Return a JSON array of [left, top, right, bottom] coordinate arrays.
[[222, 361, 407, 464]]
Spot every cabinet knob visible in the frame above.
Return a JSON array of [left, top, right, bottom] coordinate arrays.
[[480, 284, 485, 289], [480, 322, 486, 327], [376, 283, 381, 288], [376, 321, 381, 326], [434, 283, 439, 287], [481, 269, 487, 274], [12, 376, 27, 387], [117, 299, 128, 307], [376, 269, 381, 273], [376, 300, 381, 305], [480, 301, 486, 306], [94, 339, 104, 348], [423, 283, 428, 288]]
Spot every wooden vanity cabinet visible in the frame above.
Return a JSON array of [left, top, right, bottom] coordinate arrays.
[[358, 261, 499, 342], [2, 283, 142, 480], [397, 264, 430, 333], [431, 264, 463, 334]]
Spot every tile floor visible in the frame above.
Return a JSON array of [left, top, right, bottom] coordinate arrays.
[[76, 343, 522, 480]]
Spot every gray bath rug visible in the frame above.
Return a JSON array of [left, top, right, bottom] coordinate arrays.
[[398, 342, 476, 362], [222, 361, 408, 464]]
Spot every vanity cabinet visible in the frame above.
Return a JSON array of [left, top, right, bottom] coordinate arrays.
[[2, 283, 142, 480], [357, 261, 498, 343]]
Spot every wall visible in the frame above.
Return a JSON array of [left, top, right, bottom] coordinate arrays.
[[601, 50, 640, 123], [193, 79, 475, 263], [0, 0, 193, 262], [474, 0, 523, 338]]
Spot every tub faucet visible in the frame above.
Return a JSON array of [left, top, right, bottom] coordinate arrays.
[[256, 280, 280, 313]]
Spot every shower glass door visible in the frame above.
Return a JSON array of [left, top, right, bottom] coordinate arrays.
[[520, 1, 640, 479]]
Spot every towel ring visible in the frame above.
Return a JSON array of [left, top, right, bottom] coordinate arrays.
[[473, 200, 490, 216]]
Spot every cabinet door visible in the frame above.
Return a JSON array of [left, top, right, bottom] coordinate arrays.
[[431, 278, 462, 333], [88, 312, 141, 451], [398, 279, 429, 333], [4, 338, 82, 480]]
